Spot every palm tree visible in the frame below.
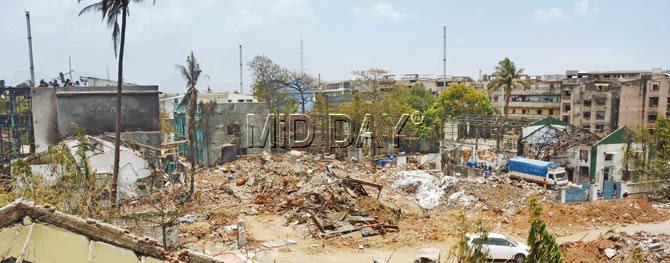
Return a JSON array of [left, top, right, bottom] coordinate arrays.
[[78, 0, 155, 205], [176, 52, 203, 198], [486, 58, 530, 116]]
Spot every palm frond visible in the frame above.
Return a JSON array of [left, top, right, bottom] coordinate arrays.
[[78, 2, 103, 16]]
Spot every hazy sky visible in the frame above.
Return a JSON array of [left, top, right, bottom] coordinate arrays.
[[1, 0, 668, 93]]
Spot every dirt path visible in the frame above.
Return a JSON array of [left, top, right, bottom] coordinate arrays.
[[557, 220, 670, 244]]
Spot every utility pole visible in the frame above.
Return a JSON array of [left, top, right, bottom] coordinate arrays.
[[25, 11, 35, 85], [442, 26, 446, 88], [239, 44, 243, 94], [68, 56, 73, 80]]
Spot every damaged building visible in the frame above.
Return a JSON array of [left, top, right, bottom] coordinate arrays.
[[173, 92, 269, 167], [32, 84, 162, 153]]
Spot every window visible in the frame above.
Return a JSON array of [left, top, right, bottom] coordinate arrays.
[[227, 124, 241, 135], [563, 90, 571, 97], [595, 97, 606, 106], [583, 124, 591, 130], [651, 83, 660, 91], [583, 99, 592, 107], [549, 109, 554, 115], [580, 150, 589, 161], [583, 112, 591, 120], [603, 167, 612, 181], [596, 124, 605, 132], [536, 109, 542, 115], [605, 153, 614, 161], [562, 116, 570, 123], [596, 111, 605, 120], [597, 85, 609, 92], [648, 114, 658, 123], [522, 109, 527, 114], [649, 97, 659, 107], [563, 104, 571, 112], [237, 99, 245, 102]]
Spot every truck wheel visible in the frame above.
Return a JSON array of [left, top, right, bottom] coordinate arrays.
[[514, 253, 526, 263]]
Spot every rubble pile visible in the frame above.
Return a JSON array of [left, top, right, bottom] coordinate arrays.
[[390, 170, 458, 209], [540, 198, 666, 228], [389, 171, 555, 214], [443, 175, 556, 215], [211, 151, 401, 239], [563, 230, 670, 262]]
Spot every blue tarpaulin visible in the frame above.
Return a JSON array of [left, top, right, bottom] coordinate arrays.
[[508, 157, 558, 177]]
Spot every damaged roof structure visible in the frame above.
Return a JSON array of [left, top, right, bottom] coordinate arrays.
[[0, 199, 221, 263], [21, 135, 155, 201]]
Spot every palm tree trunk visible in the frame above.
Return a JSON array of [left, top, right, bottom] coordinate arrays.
[[189, 89, 197, 198], [504, 89, 511, 117], [111, 6, 127, 206]]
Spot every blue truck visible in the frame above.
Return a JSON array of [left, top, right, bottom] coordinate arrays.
[[508, 157, 568, 189]]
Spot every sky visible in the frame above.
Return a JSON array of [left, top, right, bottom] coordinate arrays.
[[1, 0, 669, 93]]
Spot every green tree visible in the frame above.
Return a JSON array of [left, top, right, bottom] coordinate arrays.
[[652, 117, 670, 159], [247, 55, 289, 113], [486, 58, 530, 116], [424, 83, 494, 139], [78, 0, 155, 205], [175, 52, 203, 199], [526, 197, 564, 263], [405, 83, 435, 113], [449, 214, 489, 263], [350, 68, 395, 160]]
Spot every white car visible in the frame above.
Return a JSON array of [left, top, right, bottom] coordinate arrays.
[[466, 233, 529, 263]]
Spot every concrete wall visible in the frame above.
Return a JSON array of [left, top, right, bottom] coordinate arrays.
[[593, 143, 633, 191], [618, 80, 646, 131], [201, 102, 270, 166], [55, 86, 160, 137], [31, 87, 59, 152]]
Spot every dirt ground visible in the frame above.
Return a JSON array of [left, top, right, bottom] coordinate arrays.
[[121, 153, 669, 262]]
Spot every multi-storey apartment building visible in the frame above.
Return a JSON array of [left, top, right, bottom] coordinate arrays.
[[483, 75, 562, 119], [618, 71, 670, 132], [560, 70, 670, 135]]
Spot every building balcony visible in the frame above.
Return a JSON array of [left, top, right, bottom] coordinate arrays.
[[507, 101, 560, 108]]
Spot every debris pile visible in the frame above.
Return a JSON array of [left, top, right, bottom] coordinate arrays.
[[563, 230, 670, 262], [212, 151, 401, 239], [540, 198, 666, 228], [443, 175, 555, 215], [390, 170, 458, 209], [389, 171, 555, 214]]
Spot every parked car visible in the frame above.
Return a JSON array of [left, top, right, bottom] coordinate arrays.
[[466, 233, 529, 263]]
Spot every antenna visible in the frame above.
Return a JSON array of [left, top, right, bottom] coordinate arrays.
[[239, 44, 243, 94], [25, 11, 35, 85], [300, 33, 304, 74], [442, 26, 446, 88]]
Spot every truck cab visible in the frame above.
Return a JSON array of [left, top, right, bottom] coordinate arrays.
[[547, 167, 568, 188]]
